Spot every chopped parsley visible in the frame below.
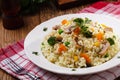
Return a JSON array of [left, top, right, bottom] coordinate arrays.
[[64, 41, 70, 46], [104, 53, 109, 58], [73, 18, 92, 38], [58, 29, 63, 34], [41, 42, 44, 45], [47, 36, 56, 46], [43, 27, 48, 31], [113, 35, 116, 39], [81, 26, 92, 38], [32, 52, 38, 55], [117, 56, 120, 58], [71, 69, 76, 71], [107, 38, 115, 46], [83, 30, 92, 38], [73, 18, 84, 26], [85, 17, 91, 23]]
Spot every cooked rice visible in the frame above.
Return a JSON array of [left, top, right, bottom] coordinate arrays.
[[41, 17, 120, 68]]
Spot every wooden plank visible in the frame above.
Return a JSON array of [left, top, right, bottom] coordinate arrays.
[[55, 0, 100, 9], [0, 13, 40, 80]]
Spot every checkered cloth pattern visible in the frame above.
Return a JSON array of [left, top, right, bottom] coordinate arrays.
[[0, 1, 120, 80]]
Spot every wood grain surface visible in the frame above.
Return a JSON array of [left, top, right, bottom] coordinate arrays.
[[0, 0, 119, 80]]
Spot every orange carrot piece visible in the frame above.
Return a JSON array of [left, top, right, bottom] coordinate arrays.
[[96, 32, 104, 41], [73, 27, 80, 35], [58, 43, 67, 53], [80, 53, 91, 64], [61, 19, 68, 25]]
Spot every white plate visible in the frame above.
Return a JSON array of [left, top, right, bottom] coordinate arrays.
[[24, 13, 120, 75]]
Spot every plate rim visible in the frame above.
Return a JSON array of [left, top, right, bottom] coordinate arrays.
[[24, 13, 120, 75]]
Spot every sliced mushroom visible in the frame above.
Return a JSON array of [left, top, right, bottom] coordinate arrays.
[[52, 25, 60, 30], [104, 27, 113, 32], [99, 41, 110, 55], [64, 26, 73, 34], [74, 36, 78, 42], [74, 37, 83, 49], [56, 36, 63, 42]]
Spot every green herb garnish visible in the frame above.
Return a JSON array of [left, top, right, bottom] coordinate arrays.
[[58, 29, 63, 34], [32, 52, 38, 55], [41, 42, 44, 45], [81, 26, 88, 31], [81, 26, 92, 38], [73, 18, 84, 26], [107, 38, 115, 46], [117, 56, 120, 58], [104, 53, 109, 58], [47, 36, 56, 46], [113, 35, 116, 39], [64, 41, 70, 46], [74, 18, 92, 38], [43, 27, 47, 31], [72, 69, 76, 71], [83, 30, 92, 38], [85, 17, 91, 23]]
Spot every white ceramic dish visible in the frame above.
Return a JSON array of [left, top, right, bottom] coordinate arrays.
[[24, 13, 120, 75]]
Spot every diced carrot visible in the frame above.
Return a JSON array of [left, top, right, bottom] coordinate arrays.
[[73, 27, 80, 35], [61, 19, 68, 25], [96, 32, 104, 41], [80, 53, 91, 64], [58, 43, 67, 53]]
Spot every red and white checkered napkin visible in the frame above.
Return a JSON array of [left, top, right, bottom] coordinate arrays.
[[1, 1, 120, 80]]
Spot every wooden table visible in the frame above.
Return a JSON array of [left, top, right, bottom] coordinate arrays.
[[0, 0, 119, 80]]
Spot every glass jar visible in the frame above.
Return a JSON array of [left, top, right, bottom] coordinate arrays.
[[0, 0, 24, 30]]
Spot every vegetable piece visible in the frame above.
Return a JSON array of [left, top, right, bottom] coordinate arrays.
[[74, 18, 93, 38], [56, 36, 63, 42], [107, 38, 115, 45], [32, 52, 38, 55], [104, 53, 109, 58], [73, 18, 84, 26], [113, 35, 116, 39], [80, 53, 91, 64], [83, 30, 92, 38], [117, 56, 120, 58], [73, 27, 80, 35], [99, 41, 110, 55], [90, 27, 94, 32], [104, 27, 113, 32], [58, 29, 63, 34], [61, 19, 68, 25], [71, 69, 76, 71], [58, 43, 67, 53], [41, 42, 44, 45], [64, 26, 72, 34], [52, 25, 60, 30], [81, 26, 92, 38], [101, 24, 108, 28], [96, 32, 104, 41], [74, 55, 79, 62], [64, 41, 70, 46], [85, 17, 91, 23], [94, 41, 100, 47], [47, 36, 56, 46], [43, 27, 47, 31]]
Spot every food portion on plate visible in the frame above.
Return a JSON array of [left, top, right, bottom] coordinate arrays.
[[41, 17, 120, 68]]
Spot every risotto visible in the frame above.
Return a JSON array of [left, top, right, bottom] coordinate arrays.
[[41, 17, 120, 68]]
